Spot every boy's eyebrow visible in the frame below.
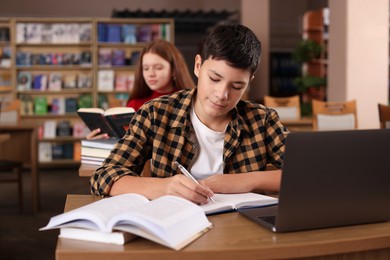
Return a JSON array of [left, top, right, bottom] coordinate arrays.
[[209, 69, 248, 85]]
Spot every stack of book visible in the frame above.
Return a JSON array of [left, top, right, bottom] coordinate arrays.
[[81, 138, 118, 166]]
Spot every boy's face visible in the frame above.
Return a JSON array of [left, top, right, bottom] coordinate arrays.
[[193, 55, 252, 129]]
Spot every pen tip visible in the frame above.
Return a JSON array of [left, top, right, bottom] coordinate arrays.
[[174, 161, 179, 166]]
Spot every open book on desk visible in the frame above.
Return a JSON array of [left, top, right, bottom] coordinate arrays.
[[77, 107, 135, 139], [40, 193, 212, 250], [201, 193, 278, 215]]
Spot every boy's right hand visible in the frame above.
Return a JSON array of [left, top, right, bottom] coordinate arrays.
[[164, 175, 214, 205], [86, 128, 110, 140]]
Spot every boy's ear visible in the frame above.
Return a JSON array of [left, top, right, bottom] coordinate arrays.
[[194, 54, 202, 78]]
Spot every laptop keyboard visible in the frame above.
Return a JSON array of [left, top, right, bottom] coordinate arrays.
[[257, 215, 276, 225]]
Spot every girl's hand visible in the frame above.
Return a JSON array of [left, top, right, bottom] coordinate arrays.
[[86, 128, 110, 140]]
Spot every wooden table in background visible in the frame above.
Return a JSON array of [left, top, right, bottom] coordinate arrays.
[[0, 124, 40, 214], [0, 133, 10, 143], [56, 194, 390, 260], [282, 117, 313, 132]]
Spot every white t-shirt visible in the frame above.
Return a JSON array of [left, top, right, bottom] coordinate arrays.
[[190, 106, 226, 180]]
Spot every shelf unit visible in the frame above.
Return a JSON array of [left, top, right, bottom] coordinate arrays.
[[6, 17, 174, 167], [269, 51, 301, 97], [0, 18, 13, 102]]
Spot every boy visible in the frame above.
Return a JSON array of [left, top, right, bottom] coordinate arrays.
[[90, 23, 288, 204]]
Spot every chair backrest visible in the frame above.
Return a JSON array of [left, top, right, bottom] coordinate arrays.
[[264, 95, 301, 121], [378, 103, 390, 129], [0, 99, 21, 124], [312, 99, 357, 131]]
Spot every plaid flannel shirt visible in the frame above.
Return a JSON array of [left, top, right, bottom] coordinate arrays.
[[90, 89, 288, 196]]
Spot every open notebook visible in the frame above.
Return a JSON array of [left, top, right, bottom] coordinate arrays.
[[239, 129, 390, 232]]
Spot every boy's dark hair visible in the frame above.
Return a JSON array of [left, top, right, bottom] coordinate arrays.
[[201, 22, 262, 76]]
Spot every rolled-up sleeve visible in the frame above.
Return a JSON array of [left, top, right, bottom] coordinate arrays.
[[89, 109, 152, 196]]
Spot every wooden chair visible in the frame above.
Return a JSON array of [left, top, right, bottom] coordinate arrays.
[[378, 103, 390, 129], [263, 95, 301, 121], [0, 100, 24, 212], [312, 99, 357, 131]]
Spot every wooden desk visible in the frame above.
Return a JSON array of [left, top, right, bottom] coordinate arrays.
[[79, 164, 98, 177], [0, 124, 40, 214], [56, 194, 390, 260]]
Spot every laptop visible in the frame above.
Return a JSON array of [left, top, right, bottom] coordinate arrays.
[[238, 129, 390, 232]]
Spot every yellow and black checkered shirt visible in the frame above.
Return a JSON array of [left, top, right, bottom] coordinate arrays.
[[90, 89, 288, 196]]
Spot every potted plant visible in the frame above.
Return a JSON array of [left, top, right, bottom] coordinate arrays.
[[292, 39, 326, 116], [292, 39, 322, 63]]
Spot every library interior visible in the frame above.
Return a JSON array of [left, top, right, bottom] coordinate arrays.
[[1, 0, 390, 259]]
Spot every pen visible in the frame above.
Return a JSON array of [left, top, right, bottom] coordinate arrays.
[[174, 161, 215, 203]]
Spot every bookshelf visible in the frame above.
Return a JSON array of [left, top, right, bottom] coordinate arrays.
[[269, 52, 301, 97], [0, 18, 13, 103], [6, 17, 174, 167]]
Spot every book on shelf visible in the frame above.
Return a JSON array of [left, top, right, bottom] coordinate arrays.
[[38, 142, 52, 162], [63, 74, 77, 89], [106, 24, 122, 43], [136, 24, 152, 43], [52, 143, 64, 159], [26, 23, 42, 43], [114, 74, 128, 91], [77, 106, 135, 139], [40, 193, 213, 249], [64, 98, 78, 113], [151, 24, 162, 40], [112, 49, 126, 66], [57, 120, 72, 136], [98, 48, 112, 67], [16, 51, 32, 66], [98, 70, 114, 91], [122, 24, 136, 43], [43, 120, 57, 138], [97, 23, 107, 42], [66, 23, 80, 43], [62, 143, 74, 159], [73, 121, 88, 138], [34, 96, 48, 114], [16, 23, 26, 43], [50, 97, 65, 115], [40, 23, 53, 43], [17, 72, 32, 91], [33, 74, 48, 90], [77, 73, 92, 88], [79, 23, 92, 42], [51, 53, 62, 66], [47, 73, 62, 91], [80, 51, 92, 66]]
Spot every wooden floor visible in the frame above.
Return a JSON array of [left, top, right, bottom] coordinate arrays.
[[0, 167, 90, 260]]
